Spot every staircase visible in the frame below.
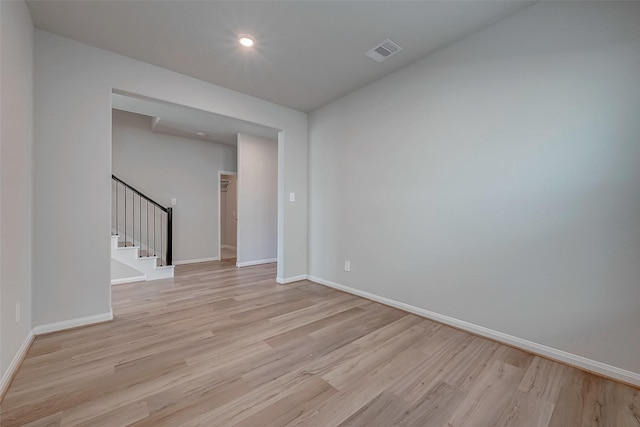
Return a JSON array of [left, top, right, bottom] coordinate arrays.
[[111, 175, 174, 282], [111, 235, 173, 281]]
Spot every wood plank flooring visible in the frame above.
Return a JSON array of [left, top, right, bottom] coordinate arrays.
[[1, 260, 639, 426]]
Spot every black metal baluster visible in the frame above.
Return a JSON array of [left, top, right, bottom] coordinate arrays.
[[124, 187, 127, 246], [160, 214, 163, 266], [146, 200, 149, 257], [154, 207, 156, 257]]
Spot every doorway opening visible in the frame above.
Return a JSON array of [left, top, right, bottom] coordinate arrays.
[[218, 171, 237, 261]]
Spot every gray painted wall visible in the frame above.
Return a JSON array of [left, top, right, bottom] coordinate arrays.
[[33, 29, 308, 328], [0, 0, 33, 380], [112, 109, 237, 263], [237, 134, 278, 265], [309, 1, 640, 375]]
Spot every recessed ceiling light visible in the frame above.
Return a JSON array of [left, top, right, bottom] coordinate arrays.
[[196, 132, 207, 137], [239, 35, 255, 48]]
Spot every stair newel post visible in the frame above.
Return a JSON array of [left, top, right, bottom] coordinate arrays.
[[166, 207, 173, 266], [115, 181, 119, 238], [139, 194, 141, 249], [132, 191, 135, 247]]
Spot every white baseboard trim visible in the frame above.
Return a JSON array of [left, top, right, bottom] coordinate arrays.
[[32, 310, 114, 336], [307, 275, 640, 388], [237, 258, 277, 268], [276, 274, 308, 284], [0, 330, 35, 401], [111, 276, 145, 285], [221, 245, 237, 250], [173, 257, 219, 265], [2, 310, 114, 400]]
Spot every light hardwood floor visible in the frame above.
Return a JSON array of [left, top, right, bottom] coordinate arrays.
[[1, 260, 638, 426]]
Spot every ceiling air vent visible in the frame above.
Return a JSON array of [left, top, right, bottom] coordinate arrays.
[[365, 39, 402, 63]]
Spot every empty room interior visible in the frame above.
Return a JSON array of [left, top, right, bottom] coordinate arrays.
[[1, 1, 639, 426]]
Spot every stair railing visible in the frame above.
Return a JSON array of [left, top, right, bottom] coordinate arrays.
[[111, 175, 173, 266]]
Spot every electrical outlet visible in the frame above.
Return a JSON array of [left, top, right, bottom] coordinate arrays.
[[344, 260, 351, 272], [16, 302, 21, 324]]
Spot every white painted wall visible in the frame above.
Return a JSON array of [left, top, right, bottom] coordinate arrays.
[[309, 1, 640, 377], [0, 0, 33, 383], [237, 134, 278, 266], [112, 109, 237, 263], [33, 30, 308, 328]]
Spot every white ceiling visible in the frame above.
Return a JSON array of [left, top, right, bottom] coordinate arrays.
[[27, 0, 536, 113]]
